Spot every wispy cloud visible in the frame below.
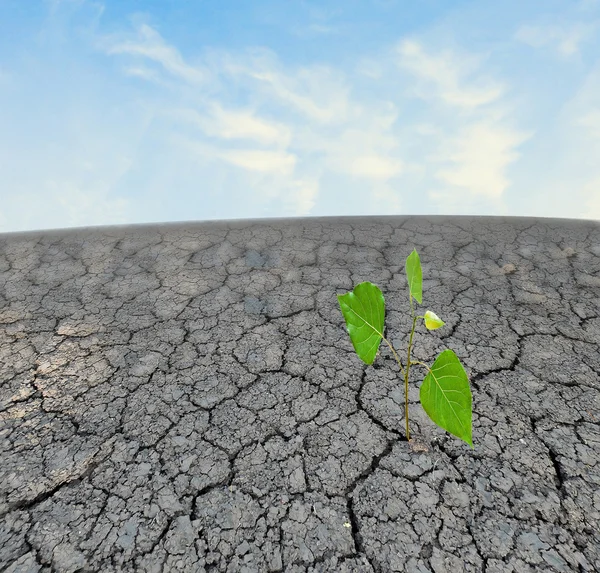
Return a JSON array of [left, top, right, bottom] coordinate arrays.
[[84, 19, 535, 218], [120, 24, 413, 212], [95, 23, 209, 85], [44, 0, 86, 14], [576, 109, 600, 139], [211, 148, 297, 176], [305, 24, 341, 35], [395, 39, 506, 109], [391, 37, 531, 208], [216, 53, 355, 125], [515, 21, 600, 57], [289, 3, 345, 37], [165, 104, 292, 147], [2, 0, 600, 234], [563, 58, 600, 142], [431, 122, 533, 198], [355, 57, 385, 80], [120, 65, 165, 84]]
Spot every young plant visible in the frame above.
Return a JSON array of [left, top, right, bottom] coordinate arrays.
[[337, 248, 474, 448]]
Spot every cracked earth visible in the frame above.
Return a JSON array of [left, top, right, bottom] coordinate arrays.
[[0, 215, 599, 573]]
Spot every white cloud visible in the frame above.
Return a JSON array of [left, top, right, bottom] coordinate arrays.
[[431, 122, 534, 198], [5, 0, 600, 235], [279, 177, 320, 215], [567, 62, 600, 144], [289, 111, 405, 180], [150, 36, 409, 186], [38, 0, 105, 47], [580, 176, 600, 218], [243, 67, 354, 124], [44, 0, 86, 14], [290, 22, 343, 37], [515, 21, 599, 57], [213, 148, 297, 175], [370, 182, 404, 213], [171, 135, 297, 176], [303, 4, 342, 23], [121, 65, 164, 84], [289, 3, 344, 37], [556, 61, 600, 221], [97, 23, 208, 85], [51, 181, 132, 227], [0, 179, 132, 234], [576, 109, 600, 139], [97, 24, 405, 192], [345, 155, 404, 179], [97, 25, 529, 217], [414, 123, 441, 137], [355, 57, 384, 80], [395, 39, 505, 109], [389, 38, 530, 204], [211, 48, 356, 125], [306, 24, 340, 34], [15, 13, 547, 231], [165, 103, 292, 147]]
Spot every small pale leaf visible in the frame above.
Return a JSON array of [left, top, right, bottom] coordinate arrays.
[[424, 310, 445, 330], [337, 282, 385, 365], [419, 349, 473, 448]]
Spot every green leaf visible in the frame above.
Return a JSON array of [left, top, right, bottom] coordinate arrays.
[[423, 310, 445, 330], [405, 249, 422, 304], [419, 349, 473, 448], [337, 282, 385, 365]]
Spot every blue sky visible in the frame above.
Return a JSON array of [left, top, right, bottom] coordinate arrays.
[[1, 0, 600, 234]]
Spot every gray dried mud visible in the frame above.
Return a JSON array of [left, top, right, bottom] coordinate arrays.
[[0, 215, 598, 572]]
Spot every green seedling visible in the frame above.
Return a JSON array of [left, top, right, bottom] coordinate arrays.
[[337, 248, 473, 448]]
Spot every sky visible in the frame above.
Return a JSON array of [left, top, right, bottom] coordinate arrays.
[[1, 0, 600, 235]]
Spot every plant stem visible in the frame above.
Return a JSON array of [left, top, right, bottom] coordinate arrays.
[[380, 337, 406, 377], [409, 360, 434, 376], [404, 295, 418, 441], [378, 296, 422, 442], [379, 335, 410, 439]]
